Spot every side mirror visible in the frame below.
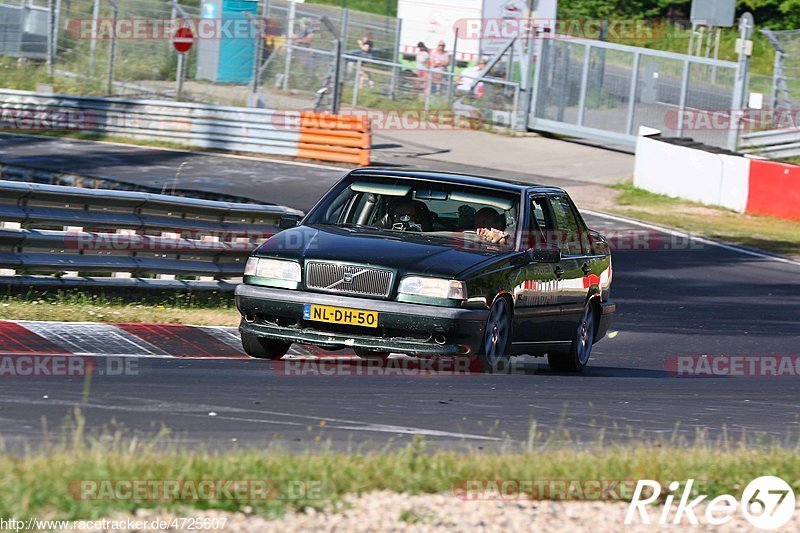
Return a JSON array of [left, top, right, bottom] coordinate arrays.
[[527, 248, 561, 263], [278, 214, 303, 230]]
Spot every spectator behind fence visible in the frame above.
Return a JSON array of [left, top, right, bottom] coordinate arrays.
[[295, 17, 314, 47], [415, 42, 430, 91], [429, 40, 451, 94], [356, 32, 374, 57], [457, 58, 487, 96], [355, 31, 375, 88]]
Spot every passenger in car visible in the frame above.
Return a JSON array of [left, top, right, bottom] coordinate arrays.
[[474, 207, 509, 245]]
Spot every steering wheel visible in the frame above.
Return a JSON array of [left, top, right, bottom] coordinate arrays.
[[393, 214, 423, 232]]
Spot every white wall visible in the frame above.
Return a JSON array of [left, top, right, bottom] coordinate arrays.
[[633, 135, 750, 213]]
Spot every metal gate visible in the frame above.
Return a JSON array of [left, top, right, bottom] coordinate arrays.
[[528, 37, 743, 150]]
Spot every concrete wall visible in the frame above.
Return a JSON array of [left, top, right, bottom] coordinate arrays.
[[634, 134, 800, 222]]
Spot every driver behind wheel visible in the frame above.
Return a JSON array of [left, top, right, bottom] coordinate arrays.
[[390, 199, 433, 231]]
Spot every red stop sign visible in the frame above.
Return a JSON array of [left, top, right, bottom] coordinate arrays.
[[173, 27, 194, 53]]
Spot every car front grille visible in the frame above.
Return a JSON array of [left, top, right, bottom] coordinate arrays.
[[305, 262, 394, 298]]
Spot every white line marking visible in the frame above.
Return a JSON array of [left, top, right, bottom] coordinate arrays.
[[584, 209, 800, 267]]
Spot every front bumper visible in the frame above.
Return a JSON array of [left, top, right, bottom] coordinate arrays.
[[235, 284, 490, 355]]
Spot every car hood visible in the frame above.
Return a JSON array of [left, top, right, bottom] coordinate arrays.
[[254, 224, 502, 278]]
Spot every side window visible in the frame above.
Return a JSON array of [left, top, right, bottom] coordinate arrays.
[[547, 196, 586, 255], [527, 196, 551, 249]]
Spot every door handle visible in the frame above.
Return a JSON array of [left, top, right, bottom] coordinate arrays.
[[554, 266, 564, 279], [582, 263, 592, 275]]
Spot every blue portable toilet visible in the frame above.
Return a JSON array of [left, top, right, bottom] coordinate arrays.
[[196, 0, 259, 83]]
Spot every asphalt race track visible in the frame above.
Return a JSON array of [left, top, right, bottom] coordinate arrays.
[[1, 137, 799, 450]]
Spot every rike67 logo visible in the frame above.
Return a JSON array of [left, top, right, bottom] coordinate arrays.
[[626, 476, 795, 530]]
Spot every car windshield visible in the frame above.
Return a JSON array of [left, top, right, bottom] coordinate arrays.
[[306, 178, 520, 251]]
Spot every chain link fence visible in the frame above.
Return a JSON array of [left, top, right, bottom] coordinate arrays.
[[531, 36, 741, 149], [0, 0, 518, 129]]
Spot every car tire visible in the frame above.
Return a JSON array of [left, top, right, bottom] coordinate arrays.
[[547, 303, 596, 372], [241, 332, 291, 360], [478, 298, 513, 373]]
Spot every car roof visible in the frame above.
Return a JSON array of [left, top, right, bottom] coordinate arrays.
[[348, 168, 567, 195]]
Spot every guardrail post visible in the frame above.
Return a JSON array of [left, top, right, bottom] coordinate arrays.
[[62, 225, 83, 277], [0, 221, 20, 276], [112, 229, 136, 278]]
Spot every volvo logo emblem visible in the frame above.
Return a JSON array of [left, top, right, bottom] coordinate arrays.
[[326, 268, 368, 290]]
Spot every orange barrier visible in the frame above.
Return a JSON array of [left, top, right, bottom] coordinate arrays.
[[295, 112, 371, 165]]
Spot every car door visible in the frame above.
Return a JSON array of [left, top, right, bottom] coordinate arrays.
[[510, 195, 564, 351], [545, 194, 594, 334]]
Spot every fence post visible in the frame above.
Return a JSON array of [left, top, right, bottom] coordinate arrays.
[[176, 52, 186, 101], [106, 0, 119, 96], [352, 58, 362, 107], [282, 0, 297, 91], [320, 16, 343, 114], [250, 13, 264, 94], [516, 18, 537, 132], [390, 18, 402, 100], [728, 13, 754, 151], [340, 8, 349, 49], [676, 59, 690, 137], [576, 44, 591, 126], [625, 52, 640, 135], [47, 0, 56, 79], [424, 67, 432, 116], [89, 0, 100, 74], [446, 28, 459, 102]]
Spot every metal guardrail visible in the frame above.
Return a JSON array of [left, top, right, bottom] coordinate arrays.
[[0, 160, 264, 204], [739, 128, 800, 159], [0, 179, 303, 290], [0, 89, 371, 165]]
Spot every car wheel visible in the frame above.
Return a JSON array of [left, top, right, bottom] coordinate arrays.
[[478, 298, 512, 373], [354, 349, 390, 360], [241, 332, 291, 360], [548, 303, 596, 372]]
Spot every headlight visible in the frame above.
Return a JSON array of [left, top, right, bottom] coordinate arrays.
[[398, 276, 466, 300], [244, 258, 301, 282]]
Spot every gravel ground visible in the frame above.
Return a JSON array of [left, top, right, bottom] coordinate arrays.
[[76, 491, 798, 532]]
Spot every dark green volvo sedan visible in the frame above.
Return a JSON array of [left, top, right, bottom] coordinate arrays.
[[236, 169, 615, 372]]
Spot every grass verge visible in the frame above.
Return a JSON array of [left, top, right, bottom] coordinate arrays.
[[1, 416, 798, 521], [0, 290, 239, 326], [608, 184, 800, 259]]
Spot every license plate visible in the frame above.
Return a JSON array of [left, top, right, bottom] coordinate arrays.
[[303, 304, 379, 328]]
